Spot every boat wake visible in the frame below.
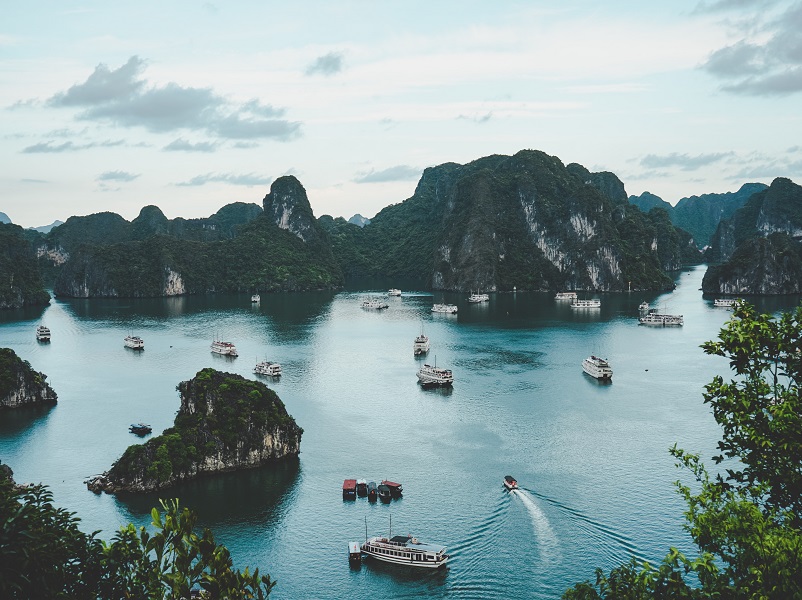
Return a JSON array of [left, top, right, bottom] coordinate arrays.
[[524, 488, 644, 564], [510, 488, 561, 566]]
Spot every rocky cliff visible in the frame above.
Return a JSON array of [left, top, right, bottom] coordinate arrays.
[[703, 177, 802, 294], [330, 150, 694, 291], [0, 223, 51, 309], [0, 348, 57, 409], [88, 369, 302, 494]]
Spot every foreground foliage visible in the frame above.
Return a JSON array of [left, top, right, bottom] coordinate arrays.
[[0, 470, 275, 598], [563, 302, 802, 599]]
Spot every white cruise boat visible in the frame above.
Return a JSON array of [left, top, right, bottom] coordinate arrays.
[[582, 355, 613, 380], [211, 340, 238, 356], [251, 294, 261, 303], [254, 360, 281, 377], [413, 328, 430, 356], [467, 292, 489, 303], [638, 312, 684, 326], [387, 288, 402, 296], [571, 299, 601, 309], [417, 362, 453, 387], [362, 298, 389, 309], [714, 298, 738, 308], [124, 335, 144, 350], [638, 301, 650, 311], [555, 291, 578, 301], [361, 534, 449, 569], [35, 325, 51, 342], [431, 303, 458, 314]]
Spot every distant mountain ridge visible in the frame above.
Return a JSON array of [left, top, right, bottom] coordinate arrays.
[[629, 183, 767, 249]]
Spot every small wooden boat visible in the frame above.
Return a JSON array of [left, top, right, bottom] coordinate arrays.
[[367, 481, 377, 503], [377, 484, 392, 503], [342, 479, 357, 500], [381, 480, 403, 498]]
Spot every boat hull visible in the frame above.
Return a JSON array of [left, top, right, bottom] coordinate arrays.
[[361, 549, 448, 569]]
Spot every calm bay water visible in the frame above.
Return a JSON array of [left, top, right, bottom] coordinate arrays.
[[1, 265, 799, 598]]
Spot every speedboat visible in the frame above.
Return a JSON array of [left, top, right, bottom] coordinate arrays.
[[582, 356, 613, 380], [503, 475, 518, 491]]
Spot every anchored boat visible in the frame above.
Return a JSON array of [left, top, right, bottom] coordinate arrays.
[[211, 340, 238, 356], [582, 356, 613, 380], [36, 325, 51, 342], [361, 533, 449, 569], [124, 335, 144, 350]]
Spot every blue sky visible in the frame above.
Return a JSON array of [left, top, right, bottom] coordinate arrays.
[[2, 1, 801, 227]]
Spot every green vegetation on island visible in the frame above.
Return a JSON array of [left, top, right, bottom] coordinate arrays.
[[563, 302, 802, 599], [0, 347, 57, 409], [0, 223, 50, 309], [91, 369, 302, 493]]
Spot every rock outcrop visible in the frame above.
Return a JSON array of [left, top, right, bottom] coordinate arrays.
[[0, 348, 57, 409], [263, 176, 327, 246], [87, 369, 302, 494], [703, 178, 802, 294]]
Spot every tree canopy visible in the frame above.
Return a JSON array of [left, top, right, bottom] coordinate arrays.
[[563, 302, 802, 599]]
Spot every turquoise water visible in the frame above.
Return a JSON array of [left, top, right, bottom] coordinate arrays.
[[1, 265, 798, 598]]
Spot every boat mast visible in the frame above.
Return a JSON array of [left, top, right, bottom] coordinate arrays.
[[365, 515, 368, 544]]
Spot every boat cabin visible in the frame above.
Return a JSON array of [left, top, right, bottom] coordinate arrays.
[[381, 480, 403, 498], [342, 479, 357, 500], [348, 541, 361, 564]]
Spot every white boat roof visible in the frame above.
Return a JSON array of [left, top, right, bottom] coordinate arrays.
[[367, 536, 446, 553]]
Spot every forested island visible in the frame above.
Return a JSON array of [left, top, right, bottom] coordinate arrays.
[[0, 347, 57, 409], [87, 369, 302, 494]]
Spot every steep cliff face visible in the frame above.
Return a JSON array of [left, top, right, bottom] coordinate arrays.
[[0, 348, 57, 409], [374, 150, 683, 291], [703, 234, 802, 294], [263, 176, 326, 246], [704, 178, 802, 294], [0, 223, 51, 309], [88, 369, 302, 494]]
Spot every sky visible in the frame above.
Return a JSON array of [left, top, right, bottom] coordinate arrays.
[[2, 1, 802, 228]]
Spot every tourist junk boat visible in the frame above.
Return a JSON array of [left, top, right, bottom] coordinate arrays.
[[555, 291, 578, 301], [413, 328, 430, 356], [211, 340, 238, 357], [343, 479, 357, 500], [503, 475, 518, 491], [361, 519, 449, 569], [639, 311, 684, 326], [124, 335, 144, 350], [714, 298, 739, 308], [254, 360, 282, 377], [362, 298, 389, 310], [129, 423, 152, 435], [571, 299, 601, 309], [417, 361, 453, 387], [431, 303, 458, 314], [35, 325, 51, 342], [467, 292, 489, 303], [251, 294, 260, 303], [582, 355, 613, 380], [387, 288, 402, 296]]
